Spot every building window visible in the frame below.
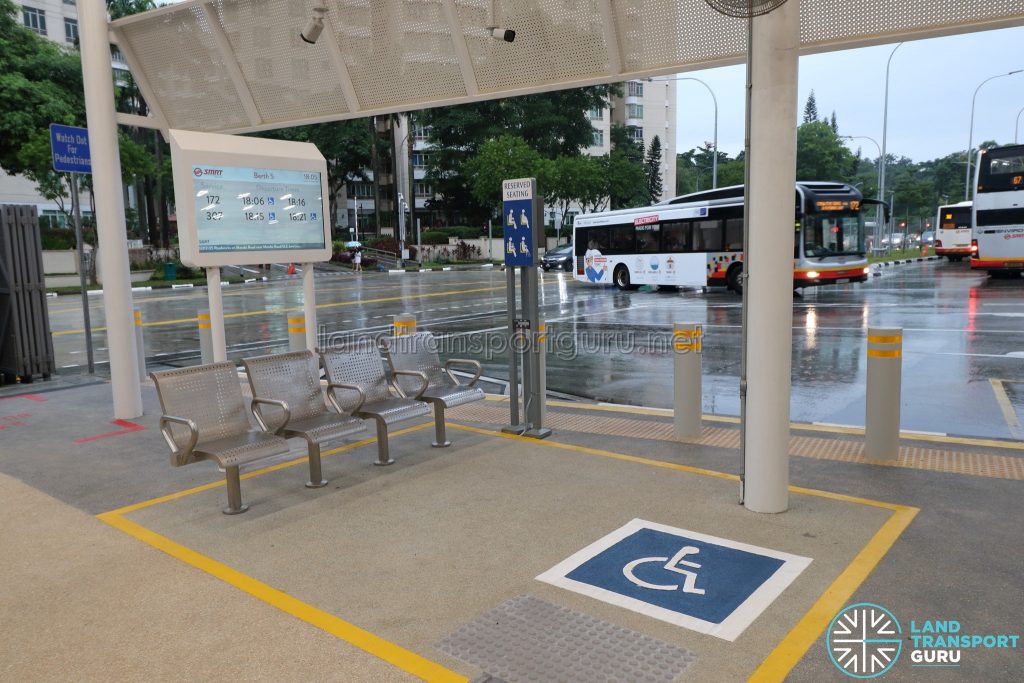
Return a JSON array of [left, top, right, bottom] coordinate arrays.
[[412, 152, 429, 168], [350, 182, 373, 198], [627, 81, 644, 97], [22, 6, 46, 35], [414, 182, 433, 197], [625, 103, 644, 119], [591, 129, 604, 147], [628, 126, 644, 141], [411, 123, 431, 140], [588, 107, 603, 121], [64, 18, 77, 43]]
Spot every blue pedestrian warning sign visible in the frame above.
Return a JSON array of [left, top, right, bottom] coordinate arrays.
[[536, 519, 811, 641]]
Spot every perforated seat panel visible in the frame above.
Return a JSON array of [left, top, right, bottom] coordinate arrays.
[[422, 385, 486, 409], [195, 429, 291, 468], [356, 397, 430, 425], [284, 412, 366, 444]]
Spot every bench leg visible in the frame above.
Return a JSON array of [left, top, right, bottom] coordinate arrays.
[[305, 442, 328, 488], [223, 465, 248, 515], [372, 418, 394, 466], [432, 403, 451, 448]]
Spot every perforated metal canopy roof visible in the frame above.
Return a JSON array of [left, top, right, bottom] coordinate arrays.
[[110, 0, 1024, 134]]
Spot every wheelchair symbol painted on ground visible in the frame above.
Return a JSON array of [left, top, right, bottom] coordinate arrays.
[[622, 545, 706, 594], [537, 519, 812, 640]]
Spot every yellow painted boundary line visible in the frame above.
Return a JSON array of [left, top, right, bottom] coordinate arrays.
[[96, 512, 463, 683], [447, 423, 920, 683], [990, 379, 1023, 440], [498, 396, 1024, 452], [97, 421, 466, 682]]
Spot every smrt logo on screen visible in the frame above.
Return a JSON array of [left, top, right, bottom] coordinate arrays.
[[193, 167, 223, 177]]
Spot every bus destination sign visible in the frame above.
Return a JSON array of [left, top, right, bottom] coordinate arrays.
[[816, 200, 860, 212]]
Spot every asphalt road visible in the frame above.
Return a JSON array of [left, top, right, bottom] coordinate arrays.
[[47, 260, 1024, 440]]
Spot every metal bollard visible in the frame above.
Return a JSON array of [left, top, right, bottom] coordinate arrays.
[[134, 308, 146, 381], [393, 314, 416, 337], [198, 308, 213, 365], [865, 326, 903, 460], [288, 313, 305, 352], [673, 323, 703, 438], [537, 321, 547, 424]]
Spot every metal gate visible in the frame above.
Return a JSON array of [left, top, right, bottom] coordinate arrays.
[[0, 205, 56, 383]]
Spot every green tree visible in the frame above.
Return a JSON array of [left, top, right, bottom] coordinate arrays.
[[464, 135, 546, 211], [0, 0, 83, 175], [796, 120, 857, 182], [607, 124, 646, 209], [802, 90, 819, 124], [644, 135, 664, 203]]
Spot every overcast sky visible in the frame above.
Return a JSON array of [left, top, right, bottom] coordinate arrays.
[[672, 26, 1024, 163]]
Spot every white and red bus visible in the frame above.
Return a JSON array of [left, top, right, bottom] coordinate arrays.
[[573, 182, 872, 291], [934, 201, 972, 261], [972, 145, 1024, 277]]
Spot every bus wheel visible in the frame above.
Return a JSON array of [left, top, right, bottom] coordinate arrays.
[[726, 263, 743, 294], [614, 265, 632, 290]]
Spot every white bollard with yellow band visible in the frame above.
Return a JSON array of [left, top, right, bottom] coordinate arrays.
[[865, 326, 902, 460], [288, 313, 306, 352], [393, 314, 416, 337], [673, 323, 703, 439]]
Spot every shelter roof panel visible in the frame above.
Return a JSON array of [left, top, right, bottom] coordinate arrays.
[[110, 0, 1024, 134]]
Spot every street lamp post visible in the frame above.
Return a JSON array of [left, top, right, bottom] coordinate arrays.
[[965, 69, 1023, 200], [841, 135, 883, 250], [648, 76, 718, 188], [879, 43, 902, 255], [1016, 105, 1024, 144]]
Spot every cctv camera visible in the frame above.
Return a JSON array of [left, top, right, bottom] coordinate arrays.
[[301, 8, 328, 45], [489, 27, 515, 43]]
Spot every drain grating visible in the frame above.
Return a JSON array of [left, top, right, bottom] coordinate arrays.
[[436, 595, 696, 683]]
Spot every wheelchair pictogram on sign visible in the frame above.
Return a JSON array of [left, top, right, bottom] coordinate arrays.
[[536, 519, 812, 641], [623, 545, 706, 594]]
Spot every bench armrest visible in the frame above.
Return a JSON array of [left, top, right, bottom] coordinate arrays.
[[160, 415, 198, 466], [327, 382, 366, 414], [445, 358, 482, 386], [251, 397, 291, 435], [392, 369, 429, 399]]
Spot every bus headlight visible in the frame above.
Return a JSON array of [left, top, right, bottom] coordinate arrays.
[[863, 267, 870, 274], [806, 271, 820, 279]]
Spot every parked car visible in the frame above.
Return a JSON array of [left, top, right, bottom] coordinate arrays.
[[921, 231, 935, 246], [541, 243, 574, 272]]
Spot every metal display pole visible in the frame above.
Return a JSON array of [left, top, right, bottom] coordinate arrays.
[[502, 265, 524, 434], [302, 262, 317, 350], [206, 267, 227, 362], [70, 172, 95, 373]]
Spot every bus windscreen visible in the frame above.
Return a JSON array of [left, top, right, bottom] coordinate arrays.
[[979, 148, 1024, 192]]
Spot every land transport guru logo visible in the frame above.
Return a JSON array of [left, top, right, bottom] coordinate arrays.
[[827, 603, 902, 678], [827, 602, 1020, 678]]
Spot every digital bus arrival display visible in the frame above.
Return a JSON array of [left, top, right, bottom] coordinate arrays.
[[191, 165, 326, 252]]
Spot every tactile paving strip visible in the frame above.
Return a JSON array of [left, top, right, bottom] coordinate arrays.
[[436, 594, 696, 683], [448, 402, 1024, 481]]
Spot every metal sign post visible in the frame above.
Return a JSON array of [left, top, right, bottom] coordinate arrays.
[[50, 124, 95, 374], [501, 177, 550, 439]]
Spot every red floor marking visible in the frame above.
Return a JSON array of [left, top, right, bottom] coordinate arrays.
[[0, 394, 46, 402], [75, 419, 146, 444]]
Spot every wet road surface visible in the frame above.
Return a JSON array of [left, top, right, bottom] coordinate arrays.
[[47, 260, 1024, 440]]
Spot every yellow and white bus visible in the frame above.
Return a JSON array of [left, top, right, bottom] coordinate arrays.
[[573, 182, 872, 292]]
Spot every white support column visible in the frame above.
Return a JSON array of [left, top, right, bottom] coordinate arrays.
[[743, 1, 800, 514], [78, 0, 142, 419], [206, 267, 227, 362], [302, 263, 317, 351]]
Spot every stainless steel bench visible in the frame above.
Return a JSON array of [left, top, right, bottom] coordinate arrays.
[[151, 362, 291, 515], [319, 341, 431, 465], [381, 332, 485, 447], [242, 350, 366, 489]]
